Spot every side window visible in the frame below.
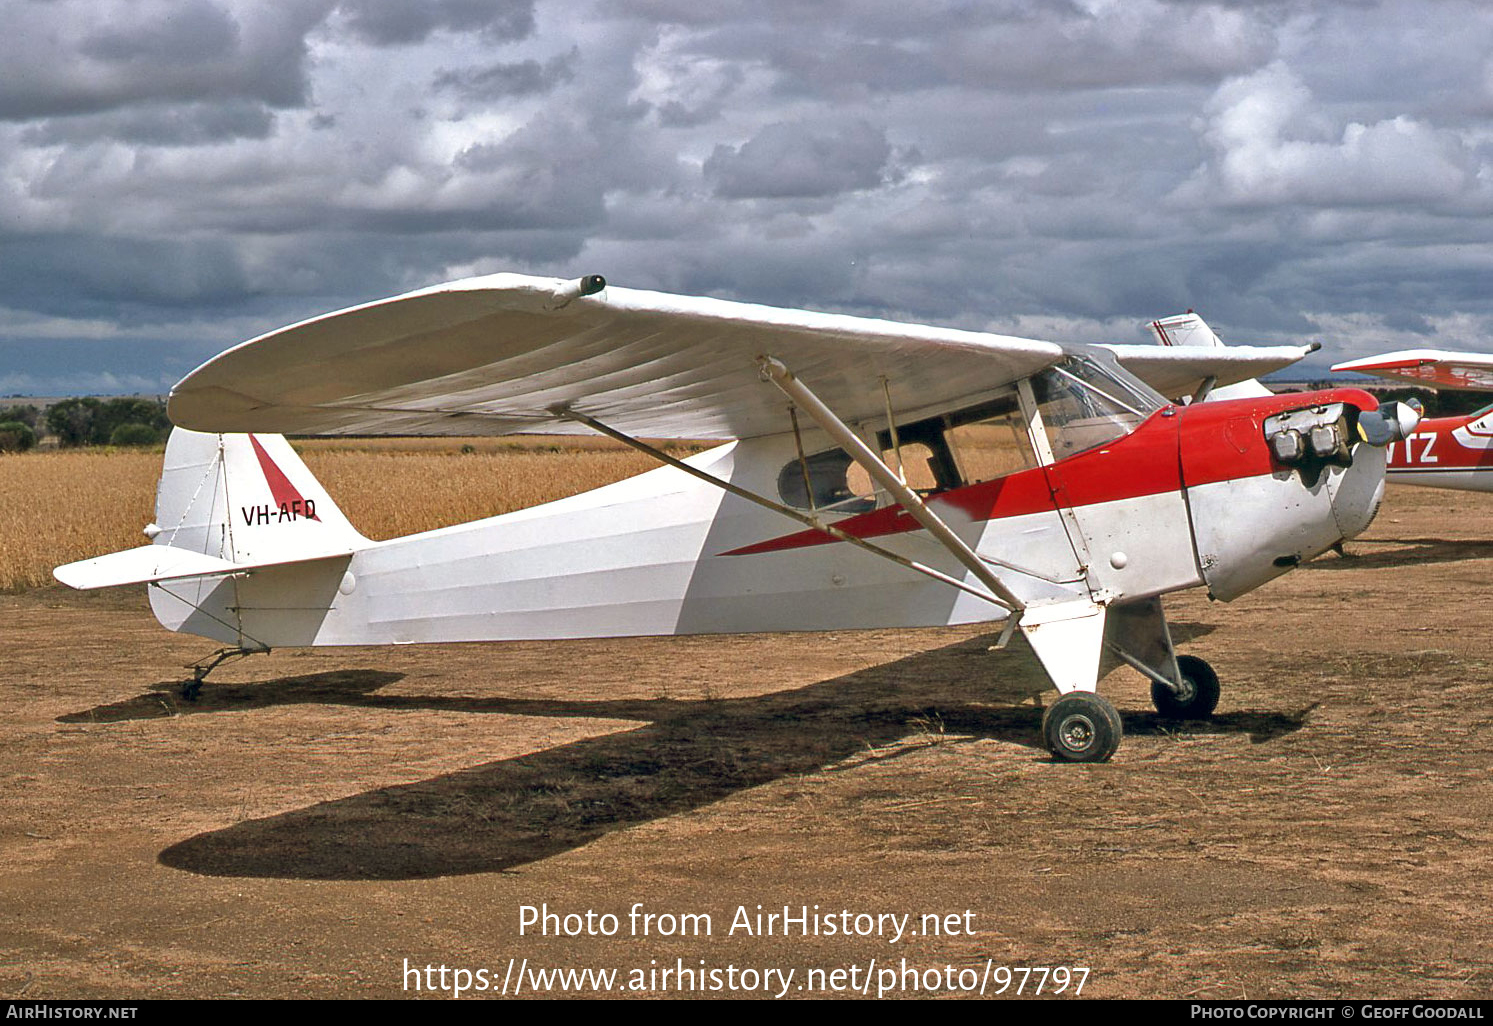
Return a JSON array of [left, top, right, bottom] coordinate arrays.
[[845, 441, 943, 498], [777, 448, 875, 513], [945, 401, 1035, 484], [775, 386, 1046, 513]]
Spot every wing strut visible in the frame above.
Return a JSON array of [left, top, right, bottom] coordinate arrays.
[[757, 357, 1027, 614], [553, 406, 1019, 615]]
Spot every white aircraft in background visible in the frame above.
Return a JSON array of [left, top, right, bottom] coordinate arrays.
[[1333, 350, 1493, 493], [55, 274, 1419, 762], [1146, 310, 1322, 403]]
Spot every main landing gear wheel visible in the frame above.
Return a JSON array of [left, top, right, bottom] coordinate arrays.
[[1042, 691, 1123, 763], [1150, 654, 1220, 720]]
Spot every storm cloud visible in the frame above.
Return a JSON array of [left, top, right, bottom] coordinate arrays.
[[704, 120, 896, 199], [2, 0, 1492, 394]]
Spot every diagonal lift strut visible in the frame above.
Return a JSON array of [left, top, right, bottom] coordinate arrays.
[[757, 357, 1027, 614], [552, 406, 1020, 616]]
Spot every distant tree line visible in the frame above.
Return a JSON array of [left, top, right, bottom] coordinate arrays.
[[0, 397, 171, 452], [0, 403, 40, 452]]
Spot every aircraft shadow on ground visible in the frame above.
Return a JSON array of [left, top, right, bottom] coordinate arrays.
[[1308, 537, 1493, 572], [58, 622, 1308, 882]]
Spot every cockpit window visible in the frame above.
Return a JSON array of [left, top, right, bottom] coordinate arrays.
[[777, 387, 1038, 513], [845, 441, 944, 499], [774, 357, 1160, 513], [1062, 353, 1167, 413], [1031, 355, 1163, 460], [944, 392, 1035, 484]]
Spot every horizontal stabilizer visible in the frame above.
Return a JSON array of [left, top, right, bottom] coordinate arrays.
[[54, 544, 354, 590], [55, 546, 239, 589], [55, 428, 366, 592]]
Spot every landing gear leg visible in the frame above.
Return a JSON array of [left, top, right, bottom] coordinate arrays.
[[1104, 597, 1221, 720], [1015, 600, 1119, 761], [181, 647, 260, 700]]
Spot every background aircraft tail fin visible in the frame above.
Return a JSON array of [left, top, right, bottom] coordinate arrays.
[[1149, 311, 1226, 349], [1148, 311, 1274, 400]]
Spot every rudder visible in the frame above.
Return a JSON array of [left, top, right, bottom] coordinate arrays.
[[154, 429, 366, 565]]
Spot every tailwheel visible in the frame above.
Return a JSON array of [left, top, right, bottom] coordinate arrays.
[[180, 646, 260, 702], [180, 663, 210, 702], [1150, 654, 1220, 720], [1042, 691, 1123, 763]]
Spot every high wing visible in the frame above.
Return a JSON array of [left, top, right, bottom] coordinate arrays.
[[1332, 350, 1493, 391], [169, 273, 1066, 440], [169, 272, 1314, 439]]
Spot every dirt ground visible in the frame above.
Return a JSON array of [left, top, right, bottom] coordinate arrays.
[[2, 485, 1491, 1000]]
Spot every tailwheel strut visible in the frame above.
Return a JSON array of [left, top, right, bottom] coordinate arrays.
[[181, 646, 261, 700]]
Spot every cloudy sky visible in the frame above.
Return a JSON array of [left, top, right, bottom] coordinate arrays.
[[3, 0, 1492, 395]]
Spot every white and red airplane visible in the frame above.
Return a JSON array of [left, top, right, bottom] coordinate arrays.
[[1333, 351, 1493, 492], [55, 274, 1420, 762]]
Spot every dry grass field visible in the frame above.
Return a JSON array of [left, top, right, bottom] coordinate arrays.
[[0, 449, 159, 592], [0, 436, 705, 591]]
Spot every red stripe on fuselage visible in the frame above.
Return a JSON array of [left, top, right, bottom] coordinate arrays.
[[723, 388, 1377, 557]]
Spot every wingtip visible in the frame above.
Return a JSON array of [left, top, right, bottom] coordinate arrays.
[[548, 273, 608, 309]]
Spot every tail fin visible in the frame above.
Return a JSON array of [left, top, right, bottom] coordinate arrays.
[[1149, 311, 1226, 350], [56, 429, 365, 589], [1148, 311, 1273, 400], [155, 429, 365, 565]]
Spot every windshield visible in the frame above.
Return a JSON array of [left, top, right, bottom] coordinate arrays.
[[1032, 355, 1164, 460]]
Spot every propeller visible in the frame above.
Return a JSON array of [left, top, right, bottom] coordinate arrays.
[[1355, 398, 1423, 446]]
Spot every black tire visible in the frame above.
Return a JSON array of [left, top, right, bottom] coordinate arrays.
[[1150, 654, 1220, 719], [1042, 691, 1123, 763]]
